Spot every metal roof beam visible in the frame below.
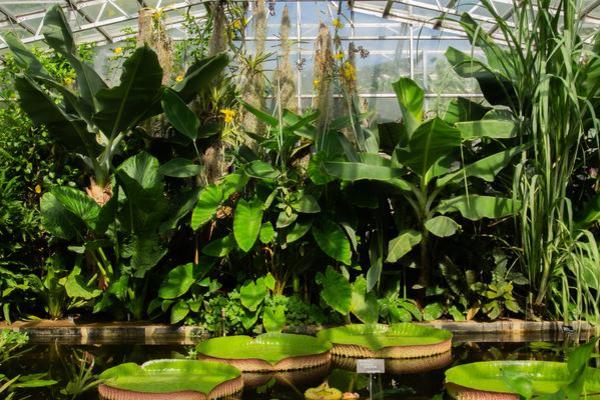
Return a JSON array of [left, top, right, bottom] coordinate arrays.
[[65, 0, 113, 43], [0, 4, 37, 35]]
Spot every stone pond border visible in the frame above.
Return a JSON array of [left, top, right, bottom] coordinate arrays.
[[0, 319, 594, 344]]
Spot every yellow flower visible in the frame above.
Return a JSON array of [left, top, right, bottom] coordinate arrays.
[[64, 77, 74, 86], [335, 51, 344, 60], [232, 19, 242, 30], [35, 184, 42, 194], [220, 108, 237, 124], [113, 47, 123, 55], [332, 18, 343, 29], [313, 79, 320, 88], [342, 61, 356, 82], [175, 75, 184, 82]]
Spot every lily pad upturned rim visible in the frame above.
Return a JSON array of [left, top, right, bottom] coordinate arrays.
[[332, 351, 453, 375], [445, 360, 600, 398], [98, 359, 243, 399], [316, 323, 453, 358], [195, 332, 332, 372]]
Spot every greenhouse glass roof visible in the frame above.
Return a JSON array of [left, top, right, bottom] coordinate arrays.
[[2, 0, 600, 49]]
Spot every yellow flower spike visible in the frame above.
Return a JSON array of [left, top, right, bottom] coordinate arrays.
[[113, 47, 123, 55], [175, 75, 184, 82], [335, 51, 344, 60], [332, 18, 343, 29], [342, 61, 356, 82], [220, 108, 237, 124]]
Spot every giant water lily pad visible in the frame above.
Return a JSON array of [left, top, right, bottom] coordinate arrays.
[[98, 359, 242, 400], [195, 333, 332, 372], [316, 323, 452, 358], [445, 361, 600, 399], [332, 351, 452, 374]]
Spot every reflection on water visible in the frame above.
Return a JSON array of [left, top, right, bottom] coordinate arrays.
[[2, 336, 581, 400]]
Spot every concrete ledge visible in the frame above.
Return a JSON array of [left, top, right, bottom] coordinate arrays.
[[0, 319, 594, 345]]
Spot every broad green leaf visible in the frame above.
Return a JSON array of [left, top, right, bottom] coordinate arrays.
[[4, 33, 48, 78], [162, 88, 200, 141], [93, 46, 163, 137], [575, 193, 600, 228], [437, 145, 524, 186], [324, 161, 410, 191], [386, 230, 422, 263], [276, 211, 297, 228], [240, 279, 268, 311], [395, 118, 461, 180], [170, 300, 190, 324], [158, 263, 195, 299], [123, 235, 167, 278], [316, 266, 352, 315], [233, 198, 264, 252], [259, 222, 277, 244], [239, 99, 278, 126], [51, 186, 100, 231], [422, 302, 444, 321], [64, 267, 101, 300], [158, 158, 202, 178], [244, 160, 280, 180], [117, 151, 162, 189], [424, 216, 460, 237], [291, 193, 321, 214], [455, 120, 517, 139], [436, 195, 521, 220], [40, 192, 85, 240], [191, 185, 223, 230], [392, 77, 424, 137], [350, 276, 379, 323], [312, 219, 352, 265], [14, 77, 99, 156], [263, 304, 286, 332], [194, 334, 331, 365], [442, 97, 490, 124], [173, 53, 229, 101], [202, 234, 236, 257], [286, 219, 313, 243]]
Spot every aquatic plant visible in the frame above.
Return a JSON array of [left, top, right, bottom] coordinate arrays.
[[98, 359, 242, 400], [317, 323, 452, 358], [195, 333, 332, 372]]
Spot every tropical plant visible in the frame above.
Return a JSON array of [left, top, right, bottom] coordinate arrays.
[[445, 339, 600, 399], [444, 0, 600, 320], [98, 359, 242, 399], [317, 323, 452, 358], [5, 5, 227, 204], [195, 333, 332, 371], [321, 77, 523, 295]]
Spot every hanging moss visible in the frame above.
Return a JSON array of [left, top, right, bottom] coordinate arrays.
[[208, 1, 228, 56], [275, 5, 296, 112], [137, 7, 172, 84], [312, 23, 334, 142], [240, 0, 268, 137]]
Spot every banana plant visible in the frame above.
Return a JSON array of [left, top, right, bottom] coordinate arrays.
[[322, 77, 524, 292], [5, 5, 227, 202], [190, 104, 357, 293]]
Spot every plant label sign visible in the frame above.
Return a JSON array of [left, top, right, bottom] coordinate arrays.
[[356, 359, 385, 374]]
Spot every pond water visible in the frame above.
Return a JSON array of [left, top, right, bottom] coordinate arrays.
[[3, 333, 587, 399]]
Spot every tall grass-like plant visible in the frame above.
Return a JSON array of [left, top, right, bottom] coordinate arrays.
[[446, 0, 600, 320]]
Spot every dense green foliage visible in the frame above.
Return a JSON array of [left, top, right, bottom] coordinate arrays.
[[0, 0, 599, 331]]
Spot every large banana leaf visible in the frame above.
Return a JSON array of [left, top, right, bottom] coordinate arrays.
[[14, 77, 100, 156], [436, 195, 520, 221], [445, 361, 600, 396], [42, 6, 107, 107], [392, 77, 424, 138], [437, 145, 525, 187], [93, 46, 163, 137], [195, 333, 332, 365], [316, 323, 452, 351], [394, 118, 461, 181], [99, 359, 241, 395]]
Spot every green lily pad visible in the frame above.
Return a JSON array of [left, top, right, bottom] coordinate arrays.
[[445, 361, 600, 397], [316, 323, 452, 358], [195, 333, 332, 370], [98, 359, 242, 398]]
